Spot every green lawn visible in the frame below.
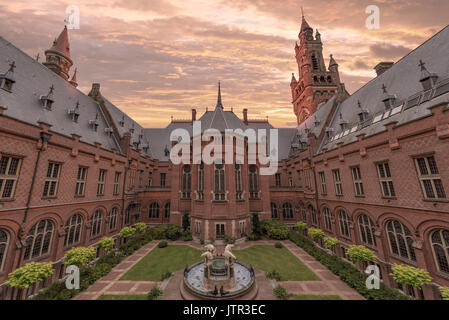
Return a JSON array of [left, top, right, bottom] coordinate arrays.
[[234, 245, 319, 281], [291, 294, 341, 300], [98, 294, 148, 300], [120, 245, 203, 281]]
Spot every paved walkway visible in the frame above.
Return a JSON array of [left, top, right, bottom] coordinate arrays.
[[73, 238, 364, 300]]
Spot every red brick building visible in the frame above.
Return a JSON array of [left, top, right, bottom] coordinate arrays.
[[0, 18, 449, 300]]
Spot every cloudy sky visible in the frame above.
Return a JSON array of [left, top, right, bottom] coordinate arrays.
[[0, 0, 447, 128]]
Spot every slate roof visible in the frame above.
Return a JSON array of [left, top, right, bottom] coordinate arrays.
[[0, 36, 121, 152], [318, 25, 449, 153]]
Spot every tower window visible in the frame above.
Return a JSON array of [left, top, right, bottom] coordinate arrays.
[[311, 54, 319, 71]]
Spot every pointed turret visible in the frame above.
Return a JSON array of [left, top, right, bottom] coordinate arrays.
[[43, 25, 73, 81], [290, 73, 297, 88], [329, 54, 338, 68], [216, 81, 223, 109]]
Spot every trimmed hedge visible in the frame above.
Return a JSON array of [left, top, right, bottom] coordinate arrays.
[[261, 219, 290, 240], [289, 231, 409, 300]]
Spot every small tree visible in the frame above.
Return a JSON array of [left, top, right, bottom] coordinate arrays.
[[439, 286, 449, 300], [134, 222, 147, 233], [390, 264, 432, 290], [182, 212, 190, 232], [323, 237, 340, 249], [347, 245, 377, 263], [97, 237, 115, 252], [296, 221, 307, 231], [252, 213, 261, 236], [63, 247, 96, 267], [308, 228, 324, 240], [119, 226, 136, 242], [6, 262, 54, 290]]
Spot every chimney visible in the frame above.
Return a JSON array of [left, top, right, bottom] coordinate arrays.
[[374, 62, 394, 76], [89, 83, 101, 97], [243, 108, 248, 125], [192, 108, 197, 121]]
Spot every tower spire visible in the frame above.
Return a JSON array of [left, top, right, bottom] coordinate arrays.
[[43, 25, 73, 81], [216, 81, 223, 109]]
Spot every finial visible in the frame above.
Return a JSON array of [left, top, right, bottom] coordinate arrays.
[[357, 100, 362, 108], [301, 6, 304, 18], [382, 84, 387, 93], [419, 59, 426, 70], [8, 61, 16, 73], [35, 53, 40, 62], [49, 84, 55, 95]]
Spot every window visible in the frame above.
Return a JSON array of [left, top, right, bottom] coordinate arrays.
[[323, 207, 333, 231], [288, 172, 293, 187], [128, 170, 135, 189], [310, 206, 318, 226], [90, 210, 103, 238], [249, 165, 259, 200], [97, 169, 106, 196], [64, 214, 82, 247], [275, 173, 281, 187], [297, 170, 302, 187], [148, 172, 153, 187], [319, 172, 327, 195], [181, 165, 191, 199], [239, 221, 246, 236], [198, 163, 204, 200], [333, 169, 343, 196], [195, 221, 201, 234], [351, 166, 364, 196], [0, 155, 21, 199], [125, 206, 131, 225], [138, 170, 143, 188], [311, 54, 319, 70], [214, 163, 226, 201], [377, 163, 395, 197], [149, 202, 159, 218], [430, 229, 449, 274], [75, 167, 87, 196], [113, 172, 121, 195], [235, 164, 243, 200], [386, 220, 416, 262], [300, 203, 307, 221], [164, 203, 170, 219], [160, 173, 166, 187], [108, 207, 118, 231], [216, 224, 225, 239], [0, 229, 9, 271], [24, 219, 54, 261], [338, 210, 351, 238], [133, 203, 141, 222], [282, 203, 293, 219], [358, 214, 376, 247], [415, 156, 446, 199], [43, 162, 61, 197], [271, 203, 278, 219], [304, 169, 311, 188]]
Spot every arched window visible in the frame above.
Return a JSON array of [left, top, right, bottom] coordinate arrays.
[[386, 220, 416, 261], [90, 210, 103, 238], [149, 202, 159, 218], [358, 214, 376, 247], [282, 203, 293, 219], [235, 164, 243, 200], [300, 203, 307, 221], [0, 229, 9, 271], [323, 207, 333, 231], [181, 165, 191, 199], [338, 210, 351, 238], [108, 207, 118, 231], [214, 163, 226, 201], [431, 229, 449, 274], [310, 205, 317, 226], [64, 214, 83, 247], [311, 53, 319, 70], [24, 219, 54, 261], [249, 165, 259, 200], [164, 203, 170, 219], [271, 203, 278, 219]]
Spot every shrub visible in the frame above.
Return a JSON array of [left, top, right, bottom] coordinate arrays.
[[246, 233, 260, 241], [347, 245, 377, 263], [273, 285, 290, 300], [308, 228, 324, 240], [97, 237, 115, 252], [182, 229, 193, 241], [119, 226, 136, 239], [63, 247, 96, 267], [199, 238, 205, 245], [296, 221, 307, 231], [153, 224, 181, 240], [158, 240, 168, 248], [261, 219, 290, 240], [289, 231, 409, 300], [266, 269, 281, 281], [134, 222, 147, 233], [251, 212, 262, 236], [323, 237, 340, 249], [224, 235, 236, 244], [148, 287, 163, 300], [274, 242, 283, 249], [439, 286, 449, 300], [6, 262, 54, 289], [161, 270, 172, 281], [390, 264, 432, 290]]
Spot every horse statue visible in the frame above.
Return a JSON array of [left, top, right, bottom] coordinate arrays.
[[204, 244, 217, 255], [223, 246, 236, 266]]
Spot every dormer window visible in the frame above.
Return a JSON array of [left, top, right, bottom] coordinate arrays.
[[68, 101, 80, 122], [119, 115, 125, 127], [313, 116, 320, 127], [339, 113, 348, 131], [133, 141, 140, 149], [357, 101, 369, 122], [0, 61, 16, 92], [104, 127, 113, 137], [142, 144, 149, 153], [138, 131, 143, 140], [40, 85, 55, 110], [129, 123, 135, 134], [164, 145, 170, 157], [325, 127, 334, 139], [381, 84, 396, 110], [89, 113, 99, 132], [419, 60, 438, 91]]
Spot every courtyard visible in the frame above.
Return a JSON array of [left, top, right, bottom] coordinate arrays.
[[73, 240, 364, 301]]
